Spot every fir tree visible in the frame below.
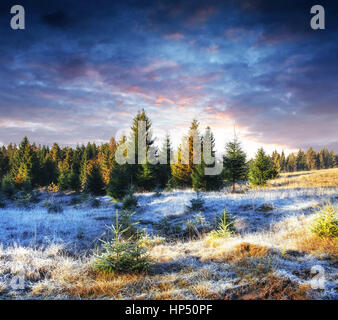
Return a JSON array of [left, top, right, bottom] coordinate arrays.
[[107, 162, 131, 201], [270, 150, 280, 178], [57, 149, 73, 190], [286, 153, 297, 172], [128, 109, 157, 190], [319, 148, 330, 169], [98, 138, 117, 185], [171, 119, 201, 187], [328, 150, 337, 168], [249, 148, 273, 186], [223, 134, 247, 192], [83, 159, 105, 195], [40, 154, 58, 186], [13, 137, 39, 187], [0, 149, 9, 181], [157, 134, 172, 188], [192, 127, 223, 191], [280, 150, 286, 173], [306, 147, 318, 170], [107, 135, 132, 200], [296, 149, 307, 171]]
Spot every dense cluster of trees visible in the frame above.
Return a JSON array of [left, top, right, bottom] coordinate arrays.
[[269, 147, 337, 173], [0, 109, 337, 198]]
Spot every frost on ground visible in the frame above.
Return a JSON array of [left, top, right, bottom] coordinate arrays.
[[0, 186, 337, 300]]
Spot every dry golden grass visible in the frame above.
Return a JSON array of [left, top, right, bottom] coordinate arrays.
[[267, 168, 338, 189], [229, 242, 270, 262], [32, 266, 145, 298], [192, 282, 222, 299], [295, 234, 337, 258], [150, 244, 185, 262], [154, 291, 185, 300], [151, 281, 174, 292], [231, 274, 310, 300], [200, 240, 270, 263], [272, 215, 337, 258]]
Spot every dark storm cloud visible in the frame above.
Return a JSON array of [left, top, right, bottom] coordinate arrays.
[[0, 0, 337, 152], [41, 10, 71, 28]]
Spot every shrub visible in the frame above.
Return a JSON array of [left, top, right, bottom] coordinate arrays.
[[186, 192, 205, 212], [310, 199, 338, 238], [208, 209, 236, 239], [94, 210, 152, 274], [47, 202, 64, 213]]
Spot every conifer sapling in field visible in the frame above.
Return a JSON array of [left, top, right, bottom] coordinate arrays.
[[94, 210, 151, 274]]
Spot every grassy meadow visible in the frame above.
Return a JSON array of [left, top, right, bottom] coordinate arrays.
[[0, 169, 337, 300]]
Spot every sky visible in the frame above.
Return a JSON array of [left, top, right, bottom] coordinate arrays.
[[0, 0, 337, 158]]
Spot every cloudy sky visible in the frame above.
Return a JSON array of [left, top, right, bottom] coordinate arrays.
[[0, 0, 337, 157]]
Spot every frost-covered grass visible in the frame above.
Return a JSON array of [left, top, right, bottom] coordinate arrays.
[[0, 197, 115, 251], [0, 180, 337, 300]]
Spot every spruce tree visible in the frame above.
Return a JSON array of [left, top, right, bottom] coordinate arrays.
[[98, 138, 117, 185], [107, 135, 132, 200], [170, 144, 192, 187], [13, 137, 39, 187], [223, 134, 247, 192], [328, 150, 337, 168], [171, 119, 201, 187], [306, 147, 318, 170], [83, 159, 105, 195], [319, 148, 330, 169], [296, 149, 307, 171], [286, 153, 297, 172], [40, 154, 58, 186], [0, 149, 9, 181], [157, 134, 172, 188], [192, 127, 223, 191], [128, 109, 157, 190], [270, 150, 280, 178], [280, 150, 286, 173], [248, 148, 273, 186]]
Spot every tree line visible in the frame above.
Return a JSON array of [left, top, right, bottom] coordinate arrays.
[[0, 109, 337, 199]]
